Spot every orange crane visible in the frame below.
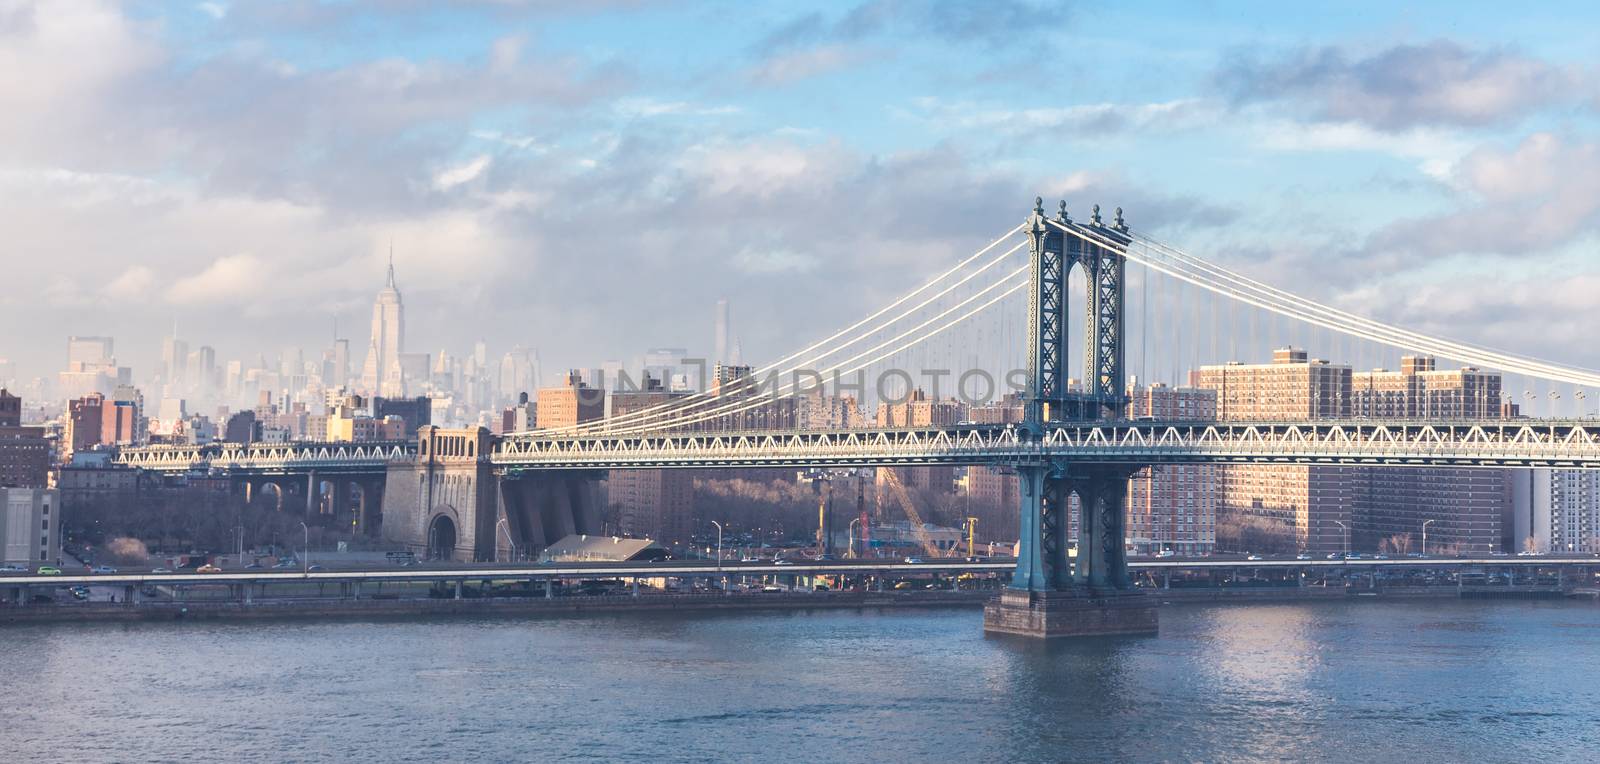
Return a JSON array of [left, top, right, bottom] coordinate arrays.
[[877, 468, 944, 558]]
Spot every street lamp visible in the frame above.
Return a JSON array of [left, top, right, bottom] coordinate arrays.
[[497, 518, 517, 563], [1422, 519, 1435, 556], [847, 517, 862, 559], [1333, 520, 1349, 558], [710, 520, 727, 594], [710, 520, 724, 572], [299, 521, 309, 575]]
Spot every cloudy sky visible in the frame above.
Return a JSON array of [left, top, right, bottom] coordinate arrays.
[[2, 0, 1598, 385]]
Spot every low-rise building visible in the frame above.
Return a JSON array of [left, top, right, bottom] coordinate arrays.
[[1, 487, 61, 565]]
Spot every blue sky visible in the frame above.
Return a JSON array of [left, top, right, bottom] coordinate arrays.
[[1, 0, 1598, 386]]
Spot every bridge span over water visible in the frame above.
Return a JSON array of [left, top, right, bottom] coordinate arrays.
[[105, 199, 1600, 638]]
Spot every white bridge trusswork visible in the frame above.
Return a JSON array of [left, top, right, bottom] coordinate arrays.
[[493, 420, 1600, 472], [113, 440, 413, 474], [113, 421, 1600, 475]]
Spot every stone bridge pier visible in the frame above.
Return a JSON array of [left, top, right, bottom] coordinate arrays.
[[381, 426, 603, 562], [496, 471, 604, 561], [235, 472, 387, 535]]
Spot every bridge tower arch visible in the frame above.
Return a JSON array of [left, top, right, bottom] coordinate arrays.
[[987, 198, 1155, 639], [427, 509, 460, 560]]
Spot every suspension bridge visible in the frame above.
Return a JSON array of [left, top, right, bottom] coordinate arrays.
[[115, 198, 1600, 637]]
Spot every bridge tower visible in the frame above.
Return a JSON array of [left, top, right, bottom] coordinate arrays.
[[984, 198, 1156, 638]]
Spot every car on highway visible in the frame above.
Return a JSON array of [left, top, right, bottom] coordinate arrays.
[[196, 564, 223, 573], [92, 565, 118, 574], [36, 566, 61, 575], [1246, 554, 1263, 561], [150, 567, 172, 573], [771, 559, 793, 566], [1154, 550, 1176, 558], [904, 557, 924, 564], [739, 556, 760, 562], [68, 586, 90, 601], [1326, 553, 1341, 560], [1295, 554, 1313, 560], [0, 564, 27, 573], [760, 585, 784, 593], [273, 559, 298, 569], [893, 581, 915, 590], [307, 564, 325, 572]]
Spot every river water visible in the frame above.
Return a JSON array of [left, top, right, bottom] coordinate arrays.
[[3, 600, 1598, 762]]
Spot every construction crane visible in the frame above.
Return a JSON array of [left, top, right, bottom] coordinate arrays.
[[877, 468, 944, 558]]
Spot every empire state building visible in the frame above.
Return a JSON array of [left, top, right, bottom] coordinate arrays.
[[359, 258, 406, 396]]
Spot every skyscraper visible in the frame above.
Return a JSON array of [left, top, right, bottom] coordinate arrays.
[[714, 299, 730, 367], [359, 256, 406, 397]]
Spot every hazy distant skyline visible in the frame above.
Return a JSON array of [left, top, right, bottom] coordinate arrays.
[[2, 1, 1599, 385]]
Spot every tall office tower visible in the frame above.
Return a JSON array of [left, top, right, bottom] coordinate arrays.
[[359, 257, 407, 397], [498, 347, 536, 403], [67, 336, 114, 371], [714, 299, 730, 367], [161, 333, 189, 388], [61, 336, 118, 399], [1194, 348, 1354, 554], [280, 346, 304, 379]]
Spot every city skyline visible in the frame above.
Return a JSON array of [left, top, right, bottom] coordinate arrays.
[[7, 4, 1600, 758], [3, 2, 1600, 388]]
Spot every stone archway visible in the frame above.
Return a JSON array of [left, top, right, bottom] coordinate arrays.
[[427, 513, 458, 561]]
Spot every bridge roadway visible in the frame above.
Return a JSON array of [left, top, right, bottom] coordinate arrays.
[[112, 419, 1600, 474], [495, 419, 1600, 471], [5, 554, 1597, 589]]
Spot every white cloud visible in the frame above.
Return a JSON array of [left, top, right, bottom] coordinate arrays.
[[614, 98, 741, 118], [432, 155, 492, 191], [102, 266, 156, 300], [1254, 119, 1472, 179], [196, 2, 226, 20], [907, 98, 1218, 137], [168, 255, 267, 304]]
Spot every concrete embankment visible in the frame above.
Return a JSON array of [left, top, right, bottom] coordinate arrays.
[[0, 590, 996, 625], [4, 585, 1540, 626]]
